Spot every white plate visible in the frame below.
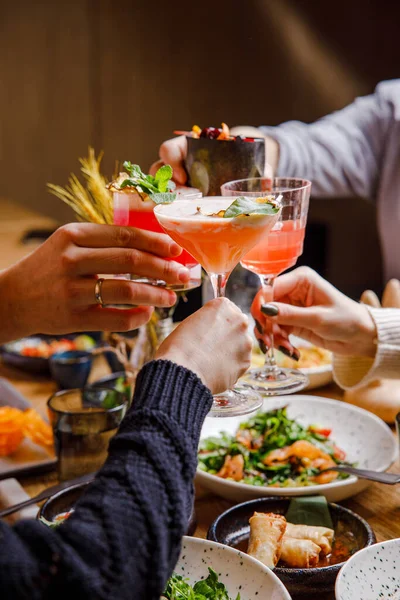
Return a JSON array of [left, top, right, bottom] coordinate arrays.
[[335, 538, 400, 600], [249, 335, 333, 391], [196, 395, 397, 503], [291, 336, 333, 390], [173, 536, 291, 600]]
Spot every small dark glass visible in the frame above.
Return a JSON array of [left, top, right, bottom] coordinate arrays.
[[47, 387, 127, 481]]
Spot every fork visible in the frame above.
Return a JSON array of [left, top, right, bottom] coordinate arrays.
[[320, 465, 400, 485]]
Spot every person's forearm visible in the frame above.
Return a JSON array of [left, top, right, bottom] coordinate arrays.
[[259, 82, 397, 198], [334, 307, 400, 389], [0, 361, 213, 600]]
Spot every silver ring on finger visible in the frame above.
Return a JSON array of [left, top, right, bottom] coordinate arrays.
[[94, 278, 105, 308]]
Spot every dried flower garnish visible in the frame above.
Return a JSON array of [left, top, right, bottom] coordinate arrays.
[[47, 148, 113, 224]]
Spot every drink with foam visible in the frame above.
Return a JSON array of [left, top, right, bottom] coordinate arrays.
[[154, 197, 280, 276]]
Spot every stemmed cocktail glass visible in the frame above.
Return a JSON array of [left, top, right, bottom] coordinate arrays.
[[221, 177, 311, 395], [154, 196, 281, 417]]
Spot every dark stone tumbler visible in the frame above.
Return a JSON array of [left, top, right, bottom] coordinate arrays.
[[185, 136, 265, 196]]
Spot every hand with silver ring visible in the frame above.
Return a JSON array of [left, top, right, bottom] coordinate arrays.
[[0, 222, 190, 343]]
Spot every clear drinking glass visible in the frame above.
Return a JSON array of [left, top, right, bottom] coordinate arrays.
[[48, 387, 127, 481], [221, 177, 311, 395], [154, 196, 280, 416]]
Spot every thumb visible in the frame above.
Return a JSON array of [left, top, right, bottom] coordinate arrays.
[[262, 302, 320, 330]]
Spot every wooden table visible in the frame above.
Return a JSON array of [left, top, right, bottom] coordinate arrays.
[[1, 198, 400, 599]]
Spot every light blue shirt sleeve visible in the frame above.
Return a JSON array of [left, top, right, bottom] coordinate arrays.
[[259, 80, 400, 199]]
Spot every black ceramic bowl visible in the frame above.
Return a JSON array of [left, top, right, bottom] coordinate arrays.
[[39, 481, 197, 536], [185, 135, 265, 196], [207, 497, 376, 597]]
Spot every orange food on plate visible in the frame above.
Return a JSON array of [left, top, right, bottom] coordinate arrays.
[[0, 406, 54, 456], [0, 407, 25, 456], [22, 409, 54, 448]]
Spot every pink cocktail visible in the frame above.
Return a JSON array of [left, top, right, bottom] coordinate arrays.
[[113, 188, 202, 289], [241, 220, 306, 276], [221, 177, 311, 396]]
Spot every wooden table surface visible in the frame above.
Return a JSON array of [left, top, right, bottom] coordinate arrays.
[[1, 198, 399, 600]]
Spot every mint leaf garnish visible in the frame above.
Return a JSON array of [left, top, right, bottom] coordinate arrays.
[[150, 192, 176, 204], [118, 161, 175, 197], [223, 196, 280, 218], [154, 164, 173, 193], [122, 161, 144, 179]]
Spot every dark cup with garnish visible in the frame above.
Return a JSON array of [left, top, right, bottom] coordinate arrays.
[[185, 125, 265, 196]]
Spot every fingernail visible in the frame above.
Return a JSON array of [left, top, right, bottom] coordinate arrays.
[[255, 319, 263, 334], [278, 345, 299, 361], [168, 292, 177, 305], [261, 303, 278, 317], [178, 267, 190, 283], [258, 340, 267, 354], [170, 243, 182, 257], [292, 347, 300, 361]]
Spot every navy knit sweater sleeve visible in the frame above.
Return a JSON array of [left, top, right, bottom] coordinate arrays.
[[0, 360, 213, 600]]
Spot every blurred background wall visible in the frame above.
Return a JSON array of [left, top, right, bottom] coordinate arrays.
[[0, 0, 399, 297]]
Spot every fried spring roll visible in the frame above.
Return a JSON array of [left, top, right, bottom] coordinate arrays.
[[285, 523, 334, 555], [248, 512, 287, 568], [280, 537, 321, 568]]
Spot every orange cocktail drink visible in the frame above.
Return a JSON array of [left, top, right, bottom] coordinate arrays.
[[154, 195, 280, 418], [155, 197, 279, 276]]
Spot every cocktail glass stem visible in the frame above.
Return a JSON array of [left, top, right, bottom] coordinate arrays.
[[210, 273, 229, 299], [207, 271, 263, 417], [260, 275, 279, 373]]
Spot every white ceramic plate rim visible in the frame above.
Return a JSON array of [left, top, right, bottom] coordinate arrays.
[[197, 395, 397, 495], [179, 536, 292, 599], [335, 538, 400, 599]]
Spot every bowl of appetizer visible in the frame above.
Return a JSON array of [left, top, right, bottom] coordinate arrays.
[[38, 481, 198, 536], [250, 336, 333, 391], [0, 334, 98, 375], [162, 536, 291, 600], [197, 396, 396, 503], [335, 538, 400, 600], [208, 496, 375, 597]]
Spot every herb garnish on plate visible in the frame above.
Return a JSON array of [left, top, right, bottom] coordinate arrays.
[[162, 568, 240, 600]]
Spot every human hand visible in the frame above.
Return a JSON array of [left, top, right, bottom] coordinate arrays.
[[1, 223, 190, 342], [156, 297, 253, 394], [149, 135, 188, 185], [251, 267, 377, 358]]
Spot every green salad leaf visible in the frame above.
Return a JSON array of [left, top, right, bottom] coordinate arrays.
[[163, 569, 240, 600], [223, 196, 280, 218], [198, 407, 353, 488]]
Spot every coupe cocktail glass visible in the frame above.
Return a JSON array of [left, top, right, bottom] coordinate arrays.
[[221, 177, 311, 395], [154, 196, 280, 417]]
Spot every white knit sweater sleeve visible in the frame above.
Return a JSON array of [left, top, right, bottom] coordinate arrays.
[[333, 307, 400, 389]]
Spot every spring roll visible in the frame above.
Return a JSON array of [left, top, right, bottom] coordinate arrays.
[[280, 537, 321, 568], [248, 512, 287, 568], [285, 523, 334, 555]]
